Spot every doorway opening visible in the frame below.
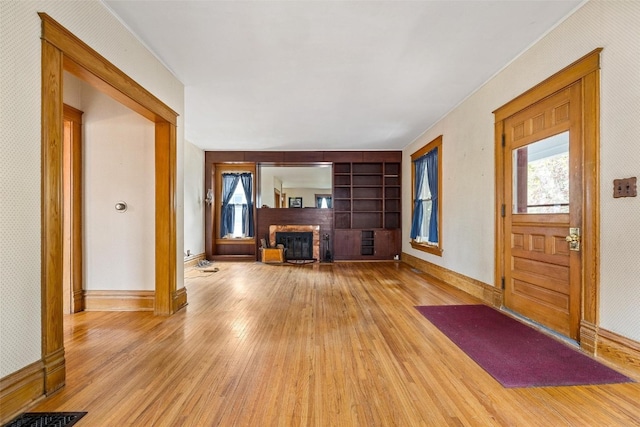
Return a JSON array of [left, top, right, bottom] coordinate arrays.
[[40, 13, 180, 394]]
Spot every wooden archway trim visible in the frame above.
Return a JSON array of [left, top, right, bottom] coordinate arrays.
[[40, 13, 178, 394], [40, 14, 177, 125]]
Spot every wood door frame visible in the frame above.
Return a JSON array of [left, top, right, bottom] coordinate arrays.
[[494, 48, 601, 353], [40, 13, 179, 394], [62, 104, 84, 314], [274, 188, 281, 208]]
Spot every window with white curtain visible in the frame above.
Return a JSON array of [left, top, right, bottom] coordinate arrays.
[[410, 135, 442, 256]]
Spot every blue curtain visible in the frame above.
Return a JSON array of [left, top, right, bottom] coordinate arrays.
[[240, 173, 254, 237], [220, 174, 240, 237], [425, 147, 438, 243], [410, 155, 428, 239]]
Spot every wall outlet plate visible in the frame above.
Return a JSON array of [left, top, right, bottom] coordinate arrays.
[[613, 177, 637, 198]]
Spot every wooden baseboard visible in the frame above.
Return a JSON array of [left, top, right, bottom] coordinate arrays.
[[43, 347, 65, 395], [173, 286, 188, 312], [184, 253, 206, 269], [211, 255, 255, 262], [72, 289, 85, 313], [84, 290, 155, 311], [580, 320, 598, 354], [596, 327, 640, 377], [0, 360, 44, 424], [401, 252, 502, 306]]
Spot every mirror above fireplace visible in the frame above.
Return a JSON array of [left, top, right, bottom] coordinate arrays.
[[259, 164, 332, 208]]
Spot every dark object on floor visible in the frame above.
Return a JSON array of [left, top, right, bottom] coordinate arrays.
[[2, 412, 87, 427], [323, 233, 333, 262], [415, 304, 633, 388]]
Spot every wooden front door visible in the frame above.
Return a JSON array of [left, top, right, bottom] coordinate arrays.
[[503, 83, 582, 340]]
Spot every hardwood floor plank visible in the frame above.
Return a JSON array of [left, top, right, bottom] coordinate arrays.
[[30, 262, 640, 426]]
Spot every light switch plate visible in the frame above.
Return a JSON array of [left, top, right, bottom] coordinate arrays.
[[613, 177, 637, 198]]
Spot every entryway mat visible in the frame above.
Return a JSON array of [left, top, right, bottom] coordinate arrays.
[[415, 304, 633, 388]]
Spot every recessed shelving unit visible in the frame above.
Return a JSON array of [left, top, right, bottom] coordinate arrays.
[[361, 230, 375, 256], [333, 154, 401, 260]]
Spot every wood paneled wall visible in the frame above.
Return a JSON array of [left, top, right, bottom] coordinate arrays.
[[204, 151, 401, 260], [205, 151, 401, 164]]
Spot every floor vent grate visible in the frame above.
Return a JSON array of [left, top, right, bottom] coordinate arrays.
[[2, 412, 87, 427]]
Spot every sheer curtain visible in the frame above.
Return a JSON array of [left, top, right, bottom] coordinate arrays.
[[220, 173, 240, 238], [425, 147, 438, 243], [240, 173, 254, 237], [410, 155, 428, 240]]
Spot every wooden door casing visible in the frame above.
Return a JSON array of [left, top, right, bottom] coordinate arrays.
[[63, 105, 84, 314], [494, 49, 601, 352]]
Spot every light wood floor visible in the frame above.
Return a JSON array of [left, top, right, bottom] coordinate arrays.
[[33, 262, 640, 426]]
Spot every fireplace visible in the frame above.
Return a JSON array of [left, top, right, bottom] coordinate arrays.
[[269, 225, 320, 262], [275, 232, 314, 261]]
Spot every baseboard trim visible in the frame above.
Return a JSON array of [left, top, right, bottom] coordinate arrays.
[[43, 347, 65, 395], [401, 252, 502, 307], [0, 360, 45, 424], [211, 255, 255, 262], [184, 252, 206, 269], [84, 290, 155, 311], [580, 320, 598, 354], [596, 327, 640, 377], [173, 286, 188, 312], [72, 289, 85, 313]]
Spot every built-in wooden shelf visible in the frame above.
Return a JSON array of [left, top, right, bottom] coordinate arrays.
[[332, 153, 401, 260]]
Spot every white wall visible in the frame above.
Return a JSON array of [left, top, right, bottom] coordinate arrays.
[[259, 170, 281, 208], [402, 0, 640, 342], [0, 1, 184, 377], [283, 188, 328, 208], [269, 176, 283, 208], [184, 141, 205, 257], [64, 74, 156, 291]]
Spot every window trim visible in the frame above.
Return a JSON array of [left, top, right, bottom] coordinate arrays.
[[214, 163, 256, 244], [410, 135, 443, 256]]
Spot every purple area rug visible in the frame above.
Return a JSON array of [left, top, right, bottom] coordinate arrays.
[[415, 304, 633, 388]]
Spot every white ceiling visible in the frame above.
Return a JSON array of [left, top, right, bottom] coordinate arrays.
[[103, 0, 583, 152]]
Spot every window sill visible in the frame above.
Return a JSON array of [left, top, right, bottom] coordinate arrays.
[[411, 241, 443, 257], [216, 237, 255, 245]]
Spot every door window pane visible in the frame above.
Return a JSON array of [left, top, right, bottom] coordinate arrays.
[[512, 131, 569, 214]]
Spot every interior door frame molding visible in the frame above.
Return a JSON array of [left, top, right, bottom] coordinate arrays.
[[62, 104, 84, 314], [40, 13, 179, 394], [493, 48, 602, 353]]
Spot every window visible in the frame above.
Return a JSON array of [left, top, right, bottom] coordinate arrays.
[[220, 172, 254, 238], [315, 194, 332, 208], [410, 135, 442, 256], [230, 182, 248, 237], [512, 131, 569, 214]]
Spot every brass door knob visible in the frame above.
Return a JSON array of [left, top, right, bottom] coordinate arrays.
[[565, 227, 581, 251]]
